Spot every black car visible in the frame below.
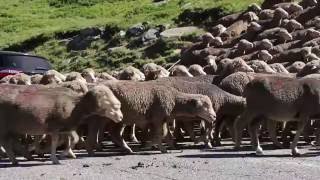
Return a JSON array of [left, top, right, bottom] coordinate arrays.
[[0, 51, 52, 78]]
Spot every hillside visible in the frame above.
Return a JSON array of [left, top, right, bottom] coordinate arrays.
[[0, 0, 262, 72]]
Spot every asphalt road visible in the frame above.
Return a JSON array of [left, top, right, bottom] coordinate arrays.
[[1, 140, 320, 180]]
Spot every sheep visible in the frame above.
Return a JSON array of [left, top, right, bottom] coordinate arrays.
[[189, 64, 207, 76], [219, 72, 295, 96], [237, 39, 254, 55], [283, 19, 304, 32], [117, 66, 145, 81], [202, 32, 215, 48], [270, 47, 312, 63], [269, 63, 290, 73], [210, 24, 227, 36], [297, 60, 320, 76], [258, 50, 273, 62], [142, 63, 169, 81], [248, 22, 263, 32], [40, 74, 63, 85], [259, 9, 275, 20], [65, 72, 87, 84], [219, 58, 254, 76], [31, 74, 43, 84], [299, 0, 318, 9], [203, 55, 218, 74], [170, 65, 193, 77], [269, 40, 302, 54], [295, 4, 320, 24], [96, 72, 118, 81], [303, 37, 320, 47], [100, 80, 216, 153], [154, 77, 246, 146], [272, 8, 289, 27], [286, 61, 306, 73], [48, 80, 89, 95], [216, 12, 243, 27], [0, 75, 14, 84], [0, 73, 31, 85], [45, 69, 66, 82], [81, 68, 97, 83], [254, 39, 274, 50], [247, 60, 276, 73], [273, 3, 304, 15], [305, 53, 320, 61], [248, 3, 262, 14], [220, 12, 258, 41], [0, 84, 123, 165], [261, 0, 293, 9], [277, 28, 293, 43], [234, 76, 320, 156], [257, 27, 282, 40]]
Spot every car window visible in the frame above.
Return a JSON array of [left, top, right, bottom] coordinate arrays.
[[0, 55, 51, 72]]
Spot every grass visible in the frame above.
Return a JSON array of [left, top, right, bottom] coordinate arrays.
[[0, 0, 262, 49]]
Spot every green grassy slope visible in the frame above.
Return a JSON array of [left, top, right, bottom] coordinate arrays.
[[0, 0, 262, 49]]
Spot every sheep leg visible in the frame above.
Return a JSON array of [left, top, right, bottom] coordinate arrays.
[[110, 123, 133, 153], [302, 119, 313, 144], [291, 120, 307, 156], [249, 118, 264, 155], [96, 122, 107, 151], [202, 121, 214, 149], [212, 117, 224, 146], [86, 119, 103, 156], [61, 131, 78, 159], [1, 138, 18, 165], [50, 133, 60, 164], [267, 120, 283, 148], [182, 121, 196, 142], [224, 117, 236, 141], [151, 121, 167, 153], [234, 111, 255, 149], [129, 124, 139, 143], [281, 122, 294, 147]]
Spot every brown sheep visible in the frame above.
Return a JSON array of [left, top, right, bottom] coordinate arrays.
[[248, 60, 276, 73], [270, 47, 312, 63], [154, 77, 246, 146], [117, 66, 145, 81], [220, 12, 258, 41], [100, 81, 216, 153], [142, 63, 169, 81], [65, 72, 87, 84], [234, 76, 320, 156], [269, 63, 290, 73], [286, 61, 306, 73], [96, 72, 118, 81], [189, 64, 207, 76], [170, 65, 193, 77], [45, 69, 66, 82], [0, 73, 31, 85], [0, 84, 123, 165], [40, 74, 63, 85], [81, 68, 97, 83], [31, 74, 43, 84], [203, 55, 218, 75]]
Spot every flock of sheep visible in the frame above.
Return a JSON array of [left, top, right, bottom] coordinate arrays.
[[1, 0, 320, 166]]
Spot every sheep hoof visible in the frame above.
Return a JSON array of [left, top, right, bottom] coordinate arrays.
[[11, 160, 19, 166], [51, 156, 60, 164], [130, 136, 139, 143], [292, 148, 301, 157], [255, 146, 264, 156], [311, 141, 319, 147], [205, 142, 213, 149]]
